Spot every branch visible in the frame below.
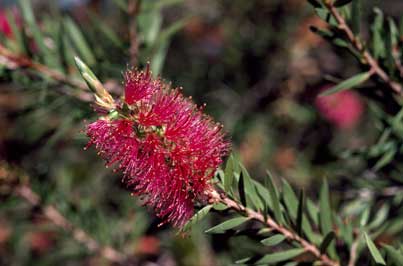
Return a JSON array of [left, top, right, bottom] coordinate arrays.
[[323, 1, 403, 95], [0, 43, 93, 102], [15, 184, 129, 265], [128, 0, 141, 66], [347, 237, 360, 266], [209, 190, 340, 266], [392, 44, 403, 79]]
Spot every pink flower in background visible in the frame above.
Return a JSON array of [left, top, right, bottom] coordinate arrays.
[[0, 7, 21, 39], [0, 10, 12, 37], [315, 86, 364, 129], [86, 66, 230, 227]]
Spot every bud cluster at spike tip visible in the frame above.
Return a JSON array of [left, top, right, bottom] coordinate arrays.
[[86, 65, 230, 227]]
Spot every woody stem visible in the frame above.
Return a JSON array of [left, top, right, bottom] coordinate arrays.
[[209, 189, 340, 266]]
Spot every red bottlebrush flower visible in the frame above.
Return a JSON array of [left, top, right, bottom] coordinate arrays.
[[124, 64, 160, 104], [86, 67, 230, 227], [315, 86, 364, 129]]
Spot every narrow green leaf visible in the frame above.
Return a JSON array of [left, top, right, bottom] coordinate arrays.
[[385, 219, 403, 235], [339, 221, 353, 247], [235, 257, 251, 264], [307, 0, 322, 8], [150, 41, 169, 76], [306, 199, 319, 225], [296, 190, 304, 236], [238, 171, 247, 207], [266, 171, 283, 224], [88, 12, 124, 48], [310, 26, 333, 38], [232, 154, 241, 178], [319, 179, 337, 258], [283, 263, 298, 266], [281, 180, 317, 244], [385, 19, 394, 75], [57, 20, 77, 74], [182, 205, 213, 231], [360, 208, 370, 227], [6, 11, 26, 54], [309, 26, 349, 48], [57, 21, 68, 74], [256, 186, 268, 223], [145, 17, 188, 75], [215, 169, 224, 184], [141, 0, 185, 12], [64, 17, 96, 66], [372, 8, 385, 60], [18, 0, 49, 63], [138, 10, 162, 46], [351, 0, 361, 34], [373, 147, 397, 171], [319, 179, 332, 235], [205, 217, 250, 234], [212, 203, 228, 211], [368, 205, 389, 230], [316, 8, 330, 21], [253, 181, 273, 210], [154, 17, 189, 47], [224, 155, 234, 193], [364, 233, 386, 265], [255, 248, 305, 264], [384, 245, 403, 265], [339, 4, 350, 20], [334, 0, 352, 7], [378, 128, 392, 146], [320, 231, 336, 254], [257, 228, 272, 235], [111, 0, 128, 11], [388, 18, 399, 47], [282, 180, 298, 218], [240, 164, 262, 210], [333, 38, 349, 48], [387, 18, 400, 76], [282, 209, 295, 230], [261, 234, 286, 246], [320, 72, 371, 96]]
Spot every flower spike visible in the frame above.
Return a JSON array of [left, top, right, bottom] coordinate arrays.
[[85, 64, 230, 227]]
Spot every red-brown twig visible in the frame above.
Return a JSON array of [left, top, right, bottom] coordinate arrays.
[[209, 190, 340, 266], [128, 0, 141, 66], [392, 45, 403, 79], [323, 1, 402, 95], [347, 237, 360, 266], [15, 184, 128, 265], [0, 44, 93, 102]]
